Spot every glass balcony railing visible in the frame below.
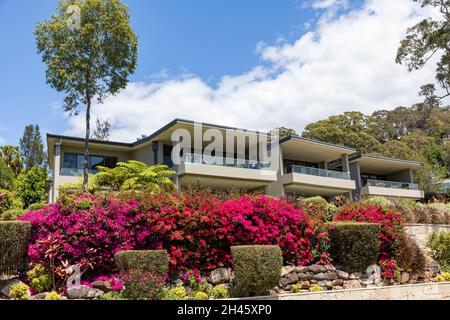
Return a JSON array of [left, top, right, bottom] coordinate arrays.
[[183, 153, 272, 170], [288, 165, 350, 180], [60, 168, 99, 176], [365, 179, 419, 190]]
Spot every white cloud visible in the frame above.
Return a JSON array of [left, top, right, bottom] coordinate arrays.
[[65, 0, 440, 142], [311, 0, 348, 10]]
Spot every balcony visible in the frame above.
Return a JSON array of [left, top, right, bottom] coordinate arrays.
[[177, 153, 278, 189], [60, 168, 99, 176], [361, 179, 424, 199], [280, 165, 355, 196]]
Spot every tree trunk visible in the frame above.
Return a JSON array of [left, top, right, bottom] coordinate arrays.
[[83, 97, 91, 193]]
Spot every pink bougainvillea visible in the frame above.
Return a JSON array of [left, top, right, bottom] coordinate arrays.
[[20, 192, 324, 279]]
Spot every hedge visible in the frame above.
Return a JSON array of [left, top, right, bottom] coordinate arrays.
[[0, 221, 31, 276], [231, 245, 282, 297], [327, 222, 380, 273], [115, 250, 169, 300], [427, 231, 450, 272]]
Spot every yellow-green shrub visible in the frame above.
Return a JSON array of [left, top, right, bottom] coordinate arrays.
[[9, 282, 30, 300], [310, 284, 322, 292], [27, 264, 52, 293], [194, 292, 209, 300], [211, 285, 229, 299], [436, 272, 450, 282], [428, 231, 450, 272], [163, 287, 187, 300], [45, 291, 62, 300], [291, 284, 302, 293]]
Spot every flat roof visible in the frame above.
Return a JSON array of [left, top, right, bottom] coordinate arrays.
[[349, 153, 422, 166]]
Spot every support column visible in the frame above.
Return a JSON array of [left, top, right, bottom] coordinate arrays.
[[341, 154, 350, 174], [319, 161, 328, 170], [53, 141, 62, 202]]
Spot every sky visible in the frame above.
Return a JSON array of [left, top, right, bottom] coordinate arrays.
[[0, 0, 441, 145]]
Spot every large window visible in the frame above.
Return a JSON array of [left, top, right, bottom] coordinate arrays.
[[61, 153, 118, 176]]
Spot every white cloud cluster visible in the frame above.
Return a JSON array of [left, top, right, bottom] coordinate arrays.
[[65, 0, 439, 142]]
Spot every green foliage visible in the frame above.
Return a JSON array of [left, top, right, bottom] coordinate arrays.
[[0, 221, 31, 276], [45, 291, 62, 300], [27, 264, 52, 293], [27, 202, 47, 211], [194, 291, 209, 300], [0, 160, 15, 191], [327, 222, 381, 273], [0, 189, 14, 214], [427, 231, 450, 272], [363, 197, 392, 208], [9, 283, 30, 300], [163, 286, 187, 300], [93, 160, 176, 191], [291, 284, 302, 293], [436, 272, 450, 282], [231, 245, 283, 298], [309, 284, 322, 292], [115, 250, 168, 300], [19, 125, 45, 170], [15, 166, 47, 208], [211, 285, 229, 299], [1, 209, 24, 221], [0, 145, 23, 175], [300, 196, 337, 222], [98, 291, 127, 300]]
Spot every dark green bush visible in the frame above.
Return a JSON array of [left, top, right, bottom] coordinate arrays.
[[231, 245, 282, 297], [1, 209, 24, 221], [0, 221, 31, 276], [115, 250, 168, 300], [327, 222, 380, 273]]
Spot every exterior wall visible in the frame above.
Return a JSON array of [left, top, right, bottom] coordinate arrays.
[[387, 169, 413, 183], [360, 185, 424, 199], [279, 173, 356, 191], [132, 144, 154, 165]]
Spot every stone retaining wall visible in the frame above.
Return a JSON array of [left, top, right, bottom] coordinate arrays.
[[405, 223, 450, 250], [235, 282, 450, 300]]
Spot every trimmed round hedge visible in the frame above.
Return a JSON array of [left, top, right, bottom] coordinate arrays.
[[115, 249, 169, 274], [327, 222, 380, 273], [0, 221, 31, 276], [231, 245, 282, 298]]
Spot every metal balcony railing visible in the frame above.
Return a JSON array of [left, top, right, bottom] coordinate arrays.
[[183, 153, 272, 170], [365, 179, 419, 190]]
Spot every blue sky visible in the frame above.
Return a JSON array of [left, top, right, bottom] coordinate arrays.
[[0, 0, 436, 145]]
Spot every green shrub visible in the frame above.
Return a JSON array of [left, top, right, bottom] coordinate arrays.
[[0, 160, 15, 191], [291, 284, 302, 293], [0, 189, 14, 214], [194, 291, 209, 300], [436, 272, 450, 282], [327, 222, 381, 273], [15, 167, 47, 209], [300, 196, 337, 222], [211, 285, 229, 299], [363, 196, 392, 208], [163, 286, 187, 300], [98, 291, 127, 300], [115, 250, 168, 300], [9, 282, 30, 300], [309, 284, 322, 292], [27, 264, 52, 293], [27, 202, 47, 211], [45, 291, 62, 300], [427, 231, 450, 272], [231, 245, 282, 297], [1, 209, 24, 221], [0, 221, 31, 276]]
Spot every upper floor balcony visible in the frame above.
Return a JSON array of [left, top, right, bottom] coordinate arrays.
[[361, 179, 424, 199]]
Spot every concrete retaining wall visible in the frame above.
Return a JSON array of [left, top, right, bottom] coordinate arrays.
[[236, 282, 450, 300]]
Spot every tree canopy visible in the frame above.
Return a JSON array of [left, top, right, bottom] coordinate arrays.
[[19, 124, 45, 171]]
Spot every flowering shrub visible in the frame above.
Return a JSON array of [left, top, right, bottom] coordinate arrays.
[[93, 275, 125, 291], [20, 192, 323, 280], [334, 204, 404, 279]]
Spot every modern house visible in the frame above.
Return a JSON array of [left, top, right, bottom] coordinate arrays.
[[47, 119, 424, 202]]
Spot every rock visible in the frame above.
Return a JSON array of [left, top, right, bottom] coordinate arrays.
[[318, 281, 333, 289], [91, 280, 113, 292], [409, 273, 419, 284], [343, 280, 362, 289], [300, 281, 310, 290], [333, 286, 344, 291], [332, 279, 344, 287], [336, 270, 349, 280], [209, 268, 232, 285], [314, 273, 327, 281], [279, 278, 289, 288], [1, 278, 28, 299], [295, 266, 309, 273], [325, 272, 338, 280], [308, 265, 327, 274], [29, 292, 49, 300], [66, 285, 103, 299], [325, 265, 336, 272], [349, 273, 362, 280], [360, 279, 374, 287], [286, 272, 299, 285], [399, 272, 410, 284], [298, 273, 313, 281], [281, 266, 296, 277], [173, 279, 184, 287]]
